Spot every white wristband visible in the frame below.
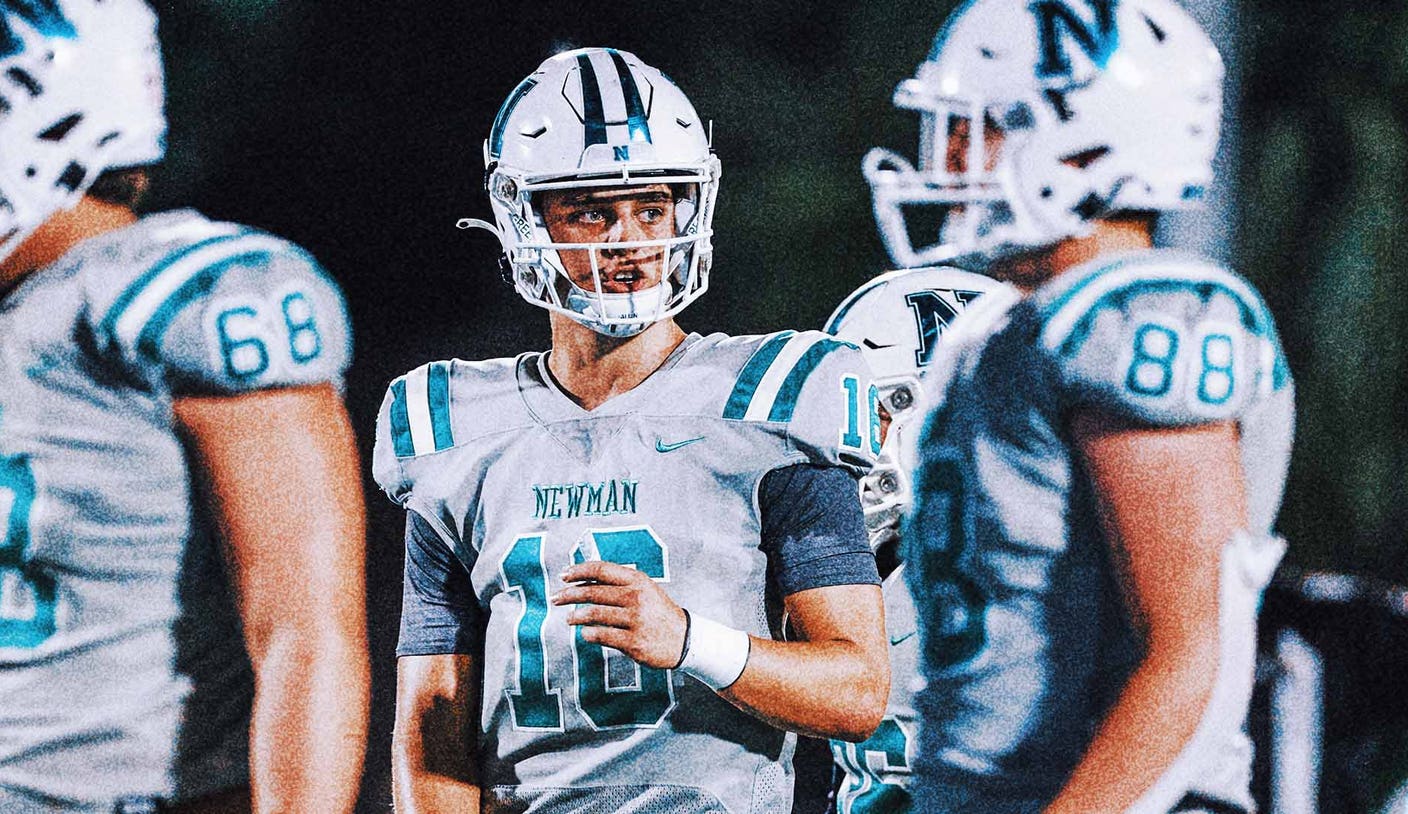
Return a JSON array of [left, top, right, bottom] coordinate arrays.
[[678, 612, 750, 691]]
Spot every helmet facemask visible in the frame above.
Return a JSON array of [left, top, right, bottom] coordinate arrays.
[[860, 373, 925, 551], [484, 166, 717, 338]]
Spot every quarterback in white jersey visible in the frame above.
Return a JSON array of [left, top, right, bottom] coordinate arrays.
[[378, 48, 889, 814], [823, 267, 1014, 814], [864, 1, 1294, 812], [0, 2, 368, 811]]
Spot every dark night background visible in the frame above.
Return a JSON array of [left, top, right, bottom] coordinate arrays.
[[139, 1, 1408, 809]]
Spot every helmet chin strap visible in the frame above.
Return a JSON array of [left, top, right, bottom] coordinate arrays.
[[564, 279, 674, 339]]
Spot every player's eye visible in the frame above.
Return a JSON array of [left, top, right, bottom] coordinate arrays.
[[572, 209, 609, 225], [638, 207, 666, 224]]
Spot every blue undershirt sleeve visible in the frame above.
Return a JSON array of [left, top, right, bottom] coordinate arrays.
[[396, 510, 484, 657], [759, 463, 879, 596]]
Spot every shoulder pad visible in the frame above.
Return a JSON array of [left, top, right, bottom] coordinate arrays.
[[1036, 254, 1291, 424], [722, 330, 859, 423], [91, 217, 350, 395]]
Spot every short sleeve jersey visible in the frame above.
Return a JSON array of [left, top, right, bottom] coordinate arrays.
[[373, 330, 878, 814], [0, 209, 351, 810], [905, 251, 1294, 813]]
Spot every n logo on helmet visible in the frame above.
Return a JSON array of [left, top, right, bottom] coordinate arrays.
[[1033, 0, 1119, 83], [906, 288, 983, 367], [0, 0, 75, 60]]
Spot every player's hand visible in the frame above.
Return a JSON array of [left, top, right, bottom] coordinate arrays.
[[551, 560, 687, 670]]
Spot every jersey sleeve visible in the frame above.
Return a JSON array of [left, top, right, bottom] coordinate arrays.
[[1038, 266, 1290, 426], [94, 231, 352, 396], [721, 331, 881, 475], [373, 380, 413, 505], [397, 510, 484, 657], [758, 464, 878, 596]]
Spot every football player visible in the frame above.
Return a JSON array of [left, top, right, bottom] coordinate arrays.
[[865, 1, 1294, 812], [376, 48, 889, 813], [824, 268, 1014, 814], [0, 2, 368, 812]]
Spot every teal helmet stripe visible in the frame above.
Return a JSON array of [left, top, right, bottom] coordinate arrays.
[[488, 76, 538, 160], [576, 53, 609, 149], [768, 339, 857, 422], [0, 0, 76, 60], [723, 331, 796, 419], [134, 250, 273, 360], [427, 361, 455, 451], [389, 379, 414, 458], [607, 49, 652, 144]]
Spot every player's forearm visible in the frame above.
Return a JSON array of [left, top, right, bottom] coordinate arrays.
[[721, 636, 888, 741], [393, 655, 482, 813], [248, 627, 368, 814], [1043, 645, 1217, 814]]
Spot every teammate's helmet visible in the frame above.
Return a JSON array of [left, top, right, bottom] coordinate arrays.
[[864, 0, 1223, 269], [465, 48, 720, 338], [0, 0, 165, 263], [825, 267, 1012, 549]]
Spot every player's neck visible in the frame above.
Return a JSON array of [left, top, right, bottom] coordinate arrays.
[[997, 218, 1155, 292], [546, 317, 687, 411], [0, 197, 138, 295]]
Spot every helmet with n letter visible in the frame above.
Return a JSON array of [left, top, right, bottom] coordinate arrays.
[[824, 266, 1013, 550], [862, 0, 1223, 269], [0, 0, 165, 263], [462, 47, 720, 338]]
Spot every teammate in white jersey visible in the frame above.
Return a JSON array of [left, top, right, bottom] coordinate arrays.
[[0, 3, 368, 811], [863, 1, 1294, 812], [823, 269, 1013, 814], [379, 48, 889, 813]]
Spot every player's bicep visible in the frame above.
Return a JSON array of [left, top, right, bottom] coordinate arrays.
[[173, 384, 366, 649], [398, 510, 483, 657], [1072, 409, 1246, 651], [783, 583, 885, 650]]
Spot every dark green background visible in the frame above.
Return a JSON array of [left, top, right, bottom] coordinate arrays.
[[142, 1, 1408, 808]]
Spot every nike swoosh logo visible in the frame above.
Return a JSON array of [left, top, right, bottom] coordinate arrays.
[[863, 339, 899, 350], [890, 631, 916, 646], [655, 436, 705, 453]]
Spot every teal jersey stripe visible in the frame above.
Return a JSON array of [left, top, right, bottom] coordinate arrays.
[[389, 379, 414, 458], [723, 331, 796, 419], [427, 362, 454, 452], [768, 338, 856, 423], [134, 251, 273, 359], [98, 230, 254, 342]]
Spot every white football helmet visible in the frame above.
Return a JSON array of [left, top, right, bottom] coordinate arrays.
[[0, 0, 165, 263], [864, 0, 1223, 269], [825, 267, 1012, 549], [460, 48, 719, 338]]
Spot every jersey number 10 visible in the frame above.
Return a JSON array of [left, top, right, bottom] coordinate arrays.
[[499, 527, 675, 731]]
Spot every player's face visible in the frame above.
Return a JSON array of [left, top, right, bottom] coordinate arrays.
[[943, 113, 1003, 175], [539, 184, 676, 294]]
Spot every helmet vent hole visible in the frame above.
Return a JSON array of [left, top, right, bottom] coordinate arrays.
[[676, 118, 693, 129], [5, 67, 42, 98], [523, 125, 547, 139], [980, 47, 997, 60], [25, 166, 36, 178], [56, 162, 86, 191], [38, 113, 83, 143], [1041, 187, 1053, 199], [1142, 14, 1167, 43]]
